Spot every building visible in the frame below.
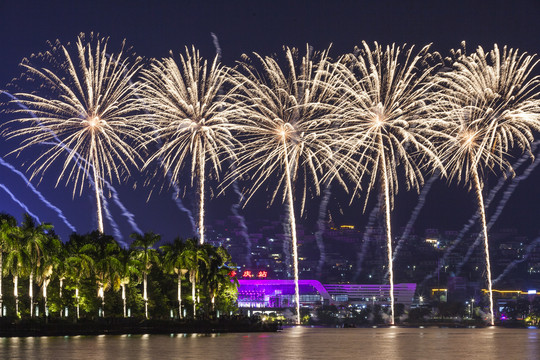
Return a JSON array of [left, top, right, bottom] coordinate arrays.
[[237, 279, 416, 309]]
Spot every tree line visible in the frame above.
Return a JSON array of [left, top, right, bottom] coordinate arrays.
[[0, 213, 238, 320]]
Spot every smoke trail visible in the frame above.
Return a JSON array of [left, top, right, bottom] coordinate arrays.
[[493, 236, 540, 285], [314, 182, 332, 277], [353, 197, 381, 281], [211, 31, 252, 261], [169, 181, 197, 235], [421, 144, 538, 286], [393, 174, 438, 262], [0, 156, 76, 232], [102, 180, 142, 235], [99, 191, 127, 247], [211, 33, 222, 61], [231, 181, 252, 267], [456, 142, 540, 275], [0, 184, 40, 223]]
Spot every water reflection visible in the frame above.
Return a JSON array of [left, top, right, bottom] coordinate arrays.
[[0, 327, 539, 359]]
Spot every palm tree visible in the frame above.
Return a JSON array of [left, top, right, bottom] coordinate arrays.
[[160, 237, 188, 318], [183, 239, 208, 319], [335, 42, 443, 325], [130, 231, 160, 319], [4, 220, 28, 317], [90, 232, 121, 317], [54, 243, 68, 317], [0, 213, 18, 315], [116, 248, 140, 318], [20, 213, 53, 317], [65, 234, 95, 319], [201, 245, 236, 312], [38, 233, 62, 318], [434, 44, 540, 325]]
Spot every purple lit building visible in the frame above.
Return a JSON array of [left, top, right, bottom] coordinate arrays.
[[237, 279, 416, 309]]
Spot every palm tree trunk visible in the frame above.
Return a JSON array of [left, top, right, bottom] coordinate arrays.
[[76, 287, 80, 319], [29, 271, 34, 318], [98, 284, 105, 317], [0, 252, 3, 316], [43, 279, 48, 317], [178, 272, 182, 319], [122, 283, 126, 318], [282, 138, 301, 325], [472, 167, 494, 326], [59, 278, 63, 317], [14, 275, 18, 317], [143, 272, 148, 319], [198, 153, 205, 245], [192, 275, 196, 319], [377, 136, 395, 326]]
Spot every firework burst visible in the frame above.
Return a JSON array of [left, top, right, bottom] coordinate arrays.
[[225, 45, 345, 324], [435, 43, 540, 325], [136, 47, 238, 244], [2, 33, 144, 233], [335, 41, 444, 325]]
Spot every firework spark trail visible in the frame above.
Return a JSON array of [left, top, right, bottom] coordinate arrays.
[[434, 45, 540, 326], [493, 236, 540, 285], [0, 156, 76, 232], [2, 34, 144, 234], [353, 197, 381, 281], [281, 202, 293, 277], [0, 184, 40, 223], [224, 45, 343, 325], [283, 141, 301, 324], [314, 182, 331, 277], [336, 42, 443, 325], [456, 141, 540, 275], [472, 167, 494, 326]]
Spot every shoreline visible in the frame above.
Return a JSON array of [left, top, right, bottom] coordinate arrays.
[[0, 317, 281, 338]]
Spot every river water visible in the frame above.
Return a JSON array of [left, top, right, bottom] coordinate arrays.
[[1, 326, 539, 360]]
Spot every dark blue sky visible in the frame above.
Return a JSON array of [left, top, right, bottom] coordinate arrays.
[[1, 0, 540, 244]]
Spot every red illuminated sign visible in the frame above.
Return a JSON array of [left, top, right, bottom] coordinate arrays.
[[229, 270, 237, 277], [238, 269, 270, 279]]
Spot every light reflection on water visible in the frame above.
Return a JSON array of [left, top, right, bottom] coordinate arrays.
[[1, 327, 539, 360]]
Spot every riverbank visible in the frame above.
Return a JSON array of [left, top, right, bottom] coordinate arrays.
[[0, 317, 280, 337]]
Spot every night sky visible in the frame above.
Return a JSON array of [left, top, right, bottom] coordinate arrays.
[[1, 0, 540, 246]]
